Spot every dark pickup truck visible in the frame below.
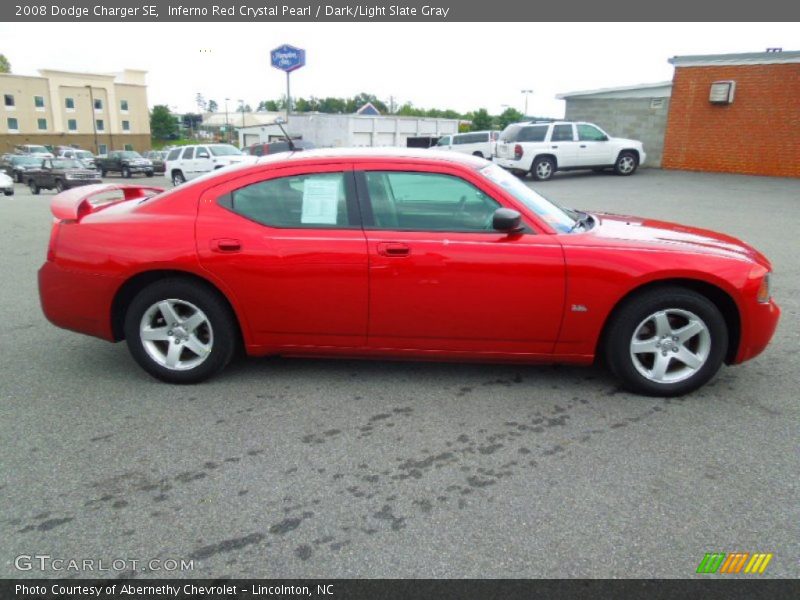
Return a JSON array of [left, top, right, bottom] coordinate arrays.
[[26, 158, 102, 194], [95, 150, 154, 178]]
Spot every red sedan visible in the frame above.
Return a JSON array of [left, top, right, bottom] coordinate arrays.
[[38, 149, 779, 395]]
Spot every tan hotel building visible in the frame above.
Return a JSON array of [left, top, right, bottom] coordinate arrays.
[[0, 69, 150, 155]]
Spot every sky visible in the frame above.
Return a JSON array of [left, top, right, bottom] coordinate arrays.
[[0, 22, 797, 117]]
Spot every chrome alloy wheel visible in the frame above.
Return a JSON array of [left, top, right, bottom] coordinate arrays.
[[536, 160, 553, 179], [617, 155, 636, 174], [139, 299, 213, 371], [629, 308, 711, 384]]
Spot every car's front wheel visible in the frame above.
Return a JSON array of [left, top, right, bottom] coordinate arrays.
[[55, 179, 65, 193], [29, 180, 40, 195], [122, 166, 132, 178], [603, 287, 728, 396], [614, 151, 638, 176], [531, 156, 555, 181], [124, 279, 237, 384]]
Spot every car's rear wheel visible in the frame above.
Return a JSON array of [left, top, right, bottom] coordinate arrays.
[[614, 151, 638, 176], [531, 156, 555, 181], [55, 179, 65, 193], [604, 287, 728, 396], [29, 180, 39, 195], [172, 171, 186, 186], [122, 166, 132, 178], [124, 279, 237, 384]]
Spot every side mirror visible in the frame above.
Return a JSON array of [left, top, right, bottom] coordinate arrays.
[[492, 208, 523, 233]]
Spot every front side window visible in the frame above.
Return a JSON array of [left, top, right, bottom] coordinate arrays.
[[363, 171, 500, 232], [34, 96, 45, 108], [227, 172, 350, 229], [436, 136, 451, 146], [67, 119, 77, 131], [551, 124, 575, 142], [577, 124, 608, 141], [37, 118, 47, 130]]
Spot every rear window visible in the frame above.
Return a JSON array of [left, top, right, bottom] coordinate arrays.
[[499, 124, 548, 143]]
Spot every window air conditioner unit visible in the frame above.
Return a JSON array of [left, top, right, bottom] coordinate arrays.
[[709, 81, 736, 104]]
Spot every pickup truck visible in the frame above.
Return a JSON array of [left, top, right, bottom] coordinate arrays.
[[26, 158, 102, 194], [95, 150, 154, 178]]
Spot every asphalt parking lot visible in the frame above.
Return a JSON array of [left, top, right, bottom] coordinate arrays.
[[1, 168, 798, 579]]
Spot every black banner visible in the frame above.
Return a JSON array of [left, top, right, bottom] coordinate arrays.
[[4, 579, 800, 600], [2, 0, 800, 22]]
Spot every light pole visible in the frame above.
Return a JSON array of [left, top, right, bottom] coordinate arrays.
[[239, 99, 245, 146], [521, 89, 533, 117], [85, 85, 99, 154], [224, 98, 230, 143]]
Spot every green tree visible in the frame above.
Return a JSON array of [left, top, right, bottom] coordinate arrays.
[[469, 108, 493, 131], [207, 99, 218, 112], [150, 105, 178, 140], [498, 107, 524, 130], [0, 54, 10, 73]]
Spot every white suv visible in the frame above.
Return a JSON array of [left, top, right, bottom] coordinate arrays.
[[494, 121, 645, 180], [435, 130, 499, 159], [164, 144, 253, 186]]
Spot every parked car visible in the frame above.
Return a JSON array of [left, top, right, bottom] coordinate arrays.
[[141, 150, 168, 174], [435, 130, 499, 159], [15, 144, 55, 158], [0, 171, 13, 196], [1, 154, 45, 183], [37, 148, 779, 395], [95, 151, 154, 178], [56, 148, 97, 169], [242, 140, 315, 157], [494, 121, 646, 180], [26, 158, 102, 194], [165, 144, 253, 186]]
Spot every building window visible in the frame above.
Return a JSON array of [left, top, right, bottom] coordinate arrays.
[[124, 144, 134, 151], [34, 96, 45, 109], [122, 120, 130, 131], [98, 144, 108, 155], [37, 118, 47, 130], [120, 99, 129, 112], [4, 94, 14, 109], [94, 98, 103, 111], [65, 97, 75, 111], [96, 119, 104, 132], [7, 117, 19, 132], [68, 119, 77, 131]]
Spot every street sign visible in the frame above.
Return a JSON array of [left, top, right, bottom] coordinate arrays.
[[270, 44, 306, 73]]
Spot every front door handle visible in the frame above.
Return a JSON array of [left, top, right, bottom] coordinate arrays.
[[551, 145, 559, 149], [211, 238, 242, 252], [580, 144, 587, 148], [377, 242, 410, 257]]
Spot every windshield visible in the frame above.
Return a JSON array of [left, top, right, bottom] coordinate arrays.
[[52, 159, 83, 169], [209, 145, 242, 157], [479, 164, 576, 233], [13, 156, 42, 166], [27, 146, 50, 154], [119, 151, 142, 159]]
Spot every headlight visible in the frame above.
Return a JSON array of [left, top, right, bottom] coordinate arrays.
[[757, 273, 771, 303]]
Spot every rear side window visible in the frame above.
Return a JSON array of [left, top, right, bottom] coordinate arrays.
[[227, 172, 351, 228], [516, 126, 549, 142], [182, 147, 194, 159], [166, 148, 181, 161]]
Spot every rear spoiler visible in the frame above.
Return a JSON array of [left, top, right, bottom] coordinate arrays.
[[50, 184, 165, 221]]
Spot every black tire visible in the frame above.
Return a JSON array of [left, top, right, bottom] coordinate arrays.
[[100, 168, 107, 177], [614, 151, 638, 176], [55, 179, 65, 193], [16, 172, 23, 183], [146, 171, 154, 177], [603, 287, 728, 396], [472, 151, 484, 158], [124, 278, 238, 384], [122, 166, 132, 179], [3, 190, 12, 196], [531, 156, 555, 181], [171, 170, 186, 186], [29, 180, 40, 195]]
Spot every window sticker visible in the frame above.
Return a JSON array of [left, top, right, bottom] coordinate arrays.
[[301, 177, 340, 224]]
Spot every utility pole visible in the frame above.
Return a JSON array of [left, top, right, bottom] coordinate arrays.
[[521, 89, 533, 117], [239, 99, 245, 147], [224, 98, 230, 143]]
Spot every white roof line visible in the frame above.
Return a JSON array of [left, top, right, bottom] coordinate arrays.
[[556, 81, 672, 99]]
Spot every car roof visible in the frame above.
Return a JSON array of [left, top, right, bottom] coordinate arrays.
[[254, 147, 488, 169]]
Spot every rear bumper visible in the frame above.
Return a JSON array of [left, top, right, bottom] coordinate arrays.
[[734, 299, 780, 364], [495, 157, 526, 171], [38, 261, 120, 341]]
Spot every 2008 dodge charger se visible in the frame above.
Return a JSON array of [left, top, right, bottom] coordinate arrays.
[[38, 149, 780, 395]]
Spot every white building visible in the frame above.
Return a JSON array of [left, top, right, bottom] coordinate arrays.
[[236, 112, 460, 149]]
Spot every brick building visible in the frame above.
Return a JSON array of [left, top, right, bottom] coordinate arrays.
[[662, 51, 800, 178], [0, 69, 150, 155]]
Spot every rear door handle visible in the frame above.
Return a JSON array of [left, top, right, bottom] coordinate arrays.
[[580, 144, 587, 148], [551, 145, 559, 149], [210, 238, 242, 252], [377, 242, 410, 257]]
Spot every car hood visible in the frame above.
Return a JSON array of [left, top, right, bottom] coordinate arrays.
[[588, 212, 770, 267]]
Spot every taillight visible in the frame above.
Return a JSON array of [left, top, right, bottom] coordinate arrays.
[[46, 221, 61, 262], [514, 144, 523, 160]]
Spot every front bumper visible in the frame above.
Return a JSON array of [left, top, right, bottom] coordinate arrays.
[[64, 178, 103, 188], [734, 299, 780, 364]]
